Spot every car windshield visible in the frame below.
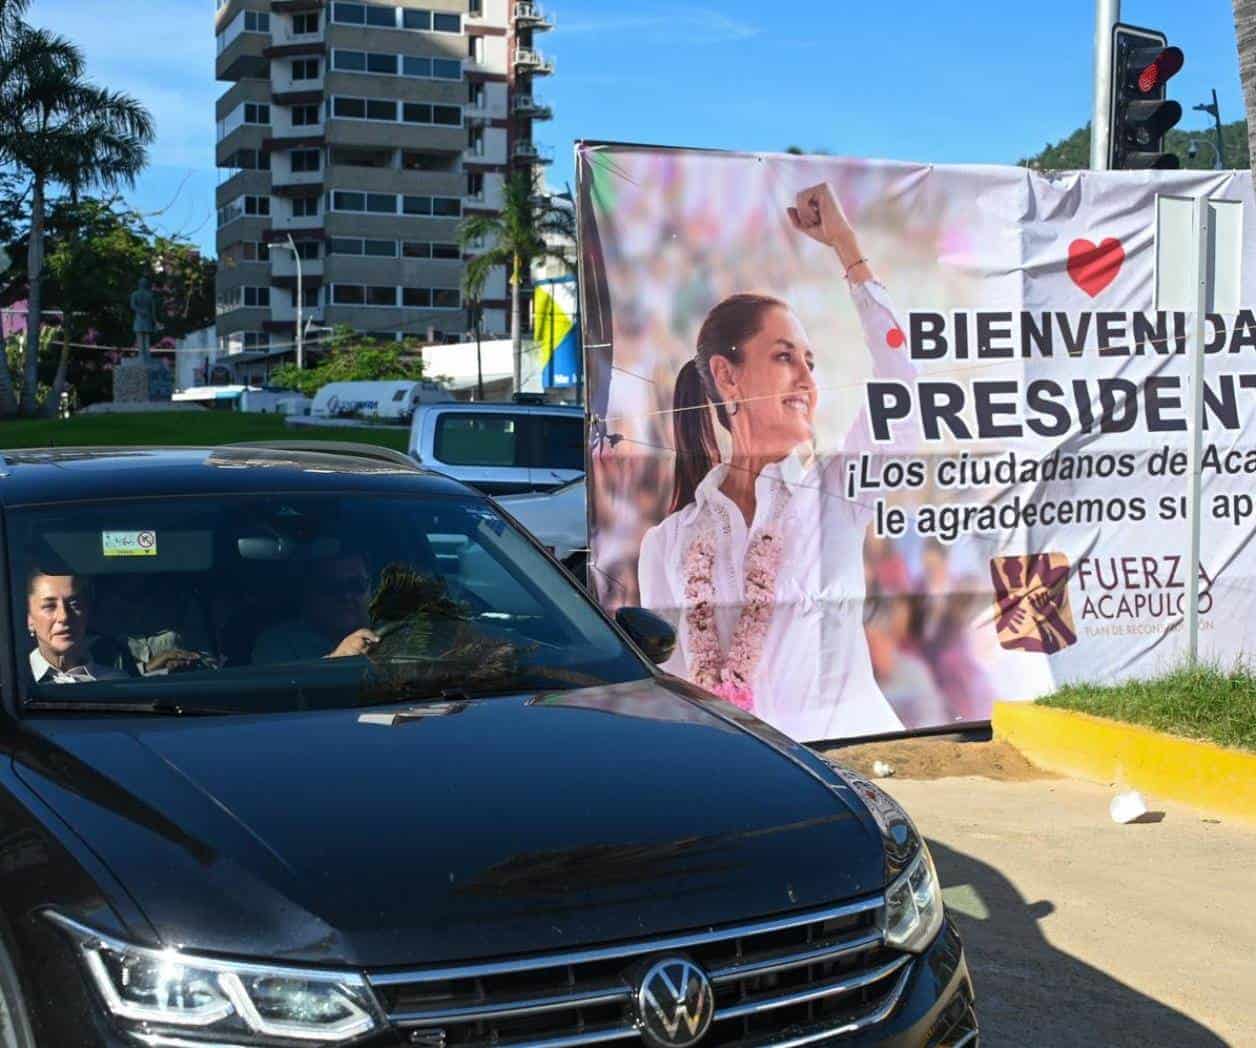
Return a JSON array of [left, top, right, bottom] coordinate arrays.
[[11, 493, 649, 713]]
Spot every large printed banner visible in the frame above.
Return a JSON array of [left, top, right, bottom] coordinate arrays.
[[576, 143, 1256, 743]]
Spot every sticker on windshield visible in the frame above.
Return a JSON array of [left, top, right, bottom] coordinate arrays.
[[102, 530, 158, 558]]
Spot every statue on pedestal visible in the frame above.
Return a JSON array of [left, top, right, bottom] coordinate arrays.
[[129, 277, 163, 365], [113, 277, 173, 405]]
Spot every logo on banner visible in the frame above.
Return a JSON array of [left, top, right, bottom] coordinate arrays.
[[990, 554, 1078, 654], [1067, 237, 1124, 297]]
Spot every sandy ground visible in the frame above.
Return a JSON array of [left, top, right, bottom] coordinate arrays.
[[817, 739, 1256, 1047]]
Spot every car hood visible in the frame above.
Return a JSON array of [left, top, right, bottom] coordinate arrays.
[[15, 679, 883, 968]]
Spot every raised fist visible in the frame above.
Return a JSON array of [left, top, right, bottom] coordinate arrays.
[[787, 183, 856, 252]]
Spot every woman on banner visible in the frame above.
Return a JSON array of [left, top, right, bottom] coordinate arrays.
[[637, 183, 914, 741]]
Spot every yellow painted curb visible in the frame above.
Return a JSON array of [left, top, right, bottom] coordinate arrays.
[[992, 701, 1256, 824]]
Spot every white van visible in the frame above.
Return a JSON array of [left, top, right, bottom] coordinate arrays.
[[311, 381, 450, 423], [408, 400, 584, 496]]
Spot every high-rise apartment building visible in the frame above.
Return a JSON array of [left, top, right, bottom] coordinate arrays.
[[213, 0, 553, 368]]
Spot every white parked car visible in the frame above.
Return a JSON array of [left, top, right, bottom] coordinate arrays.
[[409, 399, 584, 497], [497, 478, 587, 574]]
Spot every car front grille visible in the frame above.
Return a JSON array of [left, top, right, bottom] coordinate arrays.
[[368, 896, 912, 1048]]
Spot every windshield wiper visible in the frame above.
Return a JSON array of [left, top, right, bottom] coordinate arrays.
[[24, 700, 235, 717]]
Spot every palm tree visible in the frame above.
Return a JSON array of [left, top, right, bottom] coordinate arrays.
[[0, 20, 152, 415], [458, 171, 574, 393], [1235, 1, 1256, 181]]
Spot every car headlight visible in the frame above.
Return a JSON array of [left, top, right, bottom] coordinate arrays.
[[46, 912, 381, 1043], [823, 761, 944, 954], [882, 843, 945, 954]]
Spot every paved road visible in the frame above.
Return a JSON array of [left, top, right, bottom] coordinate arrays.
[[880, 776, 1256, 1047]]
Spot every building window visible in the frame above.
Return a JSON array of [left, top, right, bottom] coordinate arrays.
[[333, 50, 367, 72], [433, 12, 460, 32], [292, 196, 319, 217], [402, 150, 457, 171], [401, 287, 461, 309], [330, 146, 393, 168], [292, 103, 320, 126], [244, 102, 270, 125], [292, 11, 319, 34], [366, 286, 396, 306], [402, 195, 431, 216], [290, 240, 320, 260], [290, 148, 321, 172], [433, 58, 461, 80], [432, 197, 461, 217], [367, 52, 398, 74], [243, 11, 270, 32], [402, 241, 462, 260], [330, 96, 398, 122], [331, 190, 397, 214], [243, 195, 270, 216], [466, 171, 484, 198], [331, 2, 366, 25], [244, 286, 271, 308], [402, 55, 431, 78], [366, 98, 397, 120], [401, 9, 430, 30], [365, 4, 395, 27], [292, 58, 320, 81], [365, 239, 397, 257], [332, 285, 366, 305]]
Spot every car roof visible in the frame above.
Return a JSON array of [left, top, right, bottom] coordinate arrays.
[[421, 402, 583, 416], [0, 445, 478, 507]]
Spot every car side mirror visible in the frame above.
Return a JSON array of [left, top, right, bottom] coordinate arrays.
[[615, 607, 676, 665]]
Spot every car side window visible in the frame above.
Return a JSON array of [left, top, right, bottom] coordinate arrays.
[[538, 416, 585, 472], [433, 414, 525, 467]]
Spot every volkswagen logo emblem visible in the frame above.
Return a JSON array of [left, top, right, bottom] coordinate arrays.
[[634, 957, 714, 1048]]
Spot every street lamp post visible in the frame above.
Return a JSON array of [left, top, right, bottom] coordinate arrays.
[[1193, 88, 1226, 171], [286, 234, 304, 370]]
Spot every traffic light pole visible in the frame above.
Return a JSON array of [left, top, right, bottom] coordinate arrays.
[[1185, 197, 1211, 664], [1091, 0, 1121, 169]]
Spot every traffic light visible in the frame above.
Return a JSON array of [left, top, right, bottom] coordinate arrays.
[[1109, 23, 1184, 169]]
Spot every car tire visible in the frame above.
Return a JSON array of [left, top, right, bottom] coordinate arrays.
[[0, 939, 36, 1048]]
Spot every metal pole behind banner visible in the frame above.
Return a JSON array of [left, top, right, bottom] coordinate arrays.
[[1091, 0, 1121, 169], [1184, 196, 1211, 663]]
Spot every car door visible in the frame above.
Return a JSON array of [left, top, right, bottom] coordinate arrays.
[[528, 413, 586, 493], [428, 410, 534, 496]]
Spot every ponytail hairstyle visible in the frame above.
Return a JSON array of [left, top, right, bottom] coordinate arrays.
[[669, 293, 787, 514]]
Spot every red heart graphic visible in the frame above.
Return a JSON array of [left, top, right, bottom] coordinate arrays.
[[1067, 237, 1124, 297]]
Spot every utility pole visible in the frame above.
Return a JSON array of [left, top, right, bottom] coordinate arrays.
[[1194, 88, 1227, 170], [1091, 0, 1121, 169]]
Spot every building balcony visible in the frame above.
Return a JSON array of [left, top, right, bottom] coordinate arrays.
[[514, 48, 554, 76], [512, 141, 553, 164], [271, 252, 325, 279], [514, 3, 554, 31], [512, 95, 552, 120]]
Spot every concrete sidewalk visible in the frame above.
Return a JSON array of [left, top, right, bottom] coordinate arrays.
[[881, 775, 1256, 1047]]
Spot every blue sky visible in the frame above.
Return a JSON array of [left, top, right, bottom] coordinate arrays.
[[25, 0, 1249, 255]]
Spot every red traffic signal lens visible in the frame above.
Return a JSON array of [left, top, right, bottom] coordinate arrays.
[[1136, 46, 1184, 93]]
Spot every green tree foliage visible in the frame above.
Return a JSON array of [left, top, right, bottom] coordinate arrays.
[[269, 327, 427, 399], [4, 197, 214, 408], [458, 171, 574, 390], [1019, 119, 1251, 171], [0, 1, 153, 416]]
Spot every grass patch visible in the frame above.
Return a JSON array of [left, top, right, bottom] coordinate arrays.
[[1039, 665, 1256, 752], [0, 412, 409, 452]]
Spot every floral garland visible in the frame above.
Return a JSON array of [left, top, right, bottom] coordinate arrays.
[[682, 526, 785, 713]]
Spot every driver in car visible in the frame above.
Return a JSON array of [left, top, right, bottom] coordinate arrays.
[[251, 553, 381, 664]]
